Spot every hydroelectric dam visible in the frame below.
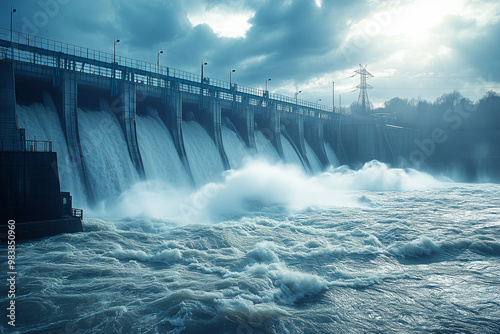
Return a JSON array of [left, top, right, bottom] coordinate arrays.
[[0, 28, 418, 225]]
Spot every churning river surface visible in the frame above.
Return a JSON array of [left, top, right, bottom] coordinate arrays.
[[2, 161, 500, 334]]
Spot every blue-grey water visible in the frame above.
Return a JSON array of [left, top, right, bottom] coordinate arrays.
[[2, 162, 500, 333], [3, 102, 500, 333]]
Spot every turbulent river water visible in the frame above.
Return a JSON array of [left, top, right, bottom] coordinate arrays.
[[5, 101, 500, 333], [2, 161, 500, 334]]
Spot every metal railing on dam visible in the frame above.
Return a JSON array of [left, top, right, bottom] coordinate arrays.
[[0, 28, 333, 119], [25, 139, 52, 152], [0, 138, 52, 152]]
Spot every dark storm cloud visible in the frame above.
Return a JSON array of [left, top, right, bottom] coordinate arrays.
[[114, 1, 191, 49], [162, 23, 222, 72], [194, 0, 369, 88], [1, 0, 499, 103], [1, 0, 366, 88]]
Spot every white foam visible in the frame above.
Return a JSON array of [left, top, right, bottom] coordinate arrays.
[[322, 160, 441, 191], [271, 264, 328, 304], [243, 262, 328, 304], [388, 237, 440, 258], [152, 249, 183, 263], [86, 159, 442, 222], [247, 241, 280, 263]]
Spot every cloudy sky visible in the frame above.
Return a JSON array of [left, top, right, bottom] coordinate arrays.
[[2, 0, 500, 108]]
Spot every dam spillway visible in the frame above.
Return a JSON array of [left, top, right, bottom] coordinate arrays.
[[0, 27, 426, 211], [0, 28, 347, 208]]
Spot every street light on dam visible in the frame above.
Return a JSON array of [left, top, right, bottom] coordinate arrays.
[[10, 8, 16, 59], [265, 78, 271, 92], [113, 38, 120, 64], [201, 61, 208, 108], [157, 50, 163, 69], [10, 8, 16, 43], [295, 90, 302, 105], [230, 68, 236, 87], [201, 61, 208, 83]]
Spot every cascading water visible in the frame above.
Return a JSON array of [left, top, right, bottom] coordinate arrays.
[[304, 140, 324, 174], [221, 126, 252, 170], [77, 107, 139, 205], [281, 134, 306, 171], [325, 142, 340, 167], [136, 109, 190, 187], [16, 101, 87, 206], [15, 95, 339, 208], [255, 130, 280, 163], [182, 121, 225, 186]]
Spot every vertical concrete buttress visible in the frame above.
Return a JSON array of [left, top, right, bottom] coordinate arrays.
[[60, 70, 92, 202], [288, 114, 311, 171], [207, 93, 230, 170], [335, 113, 349, 165], [232, 105, 256, 149], [270, 108, 285, 159], [246, 106, 256, 149], [169, 88, 193, 182], [311, 119, 329, 168], [121, 81, 146, 178]]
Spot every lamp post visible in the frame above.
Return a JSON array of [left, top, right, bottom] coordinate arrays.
[[316, 98, 322, 104], [229, 68, 235, 87], [10, 8, 16, 43], [113, 38, 120, 81], [201, 61, 208, 82], [294, 90, 302, 113], [157, 50, 163, 69], [295, 90, 302, 105], [332, 81, 335, 112], [10, 8, 16, 59], [113, 38, 120, 64], [265, 78, 271, 92], [201, 61, 208, 108]]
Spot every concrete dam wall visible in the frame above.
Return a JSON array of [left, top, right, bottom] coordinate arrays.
[[8, 60, 339, 207], [0, 30, 423, 211]]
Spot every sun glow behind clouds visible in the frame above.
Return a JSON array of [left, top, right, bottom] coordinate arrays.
[[345, 0, 462, 45], [188, 6, 254, 38], [382, 0, 458, 42]]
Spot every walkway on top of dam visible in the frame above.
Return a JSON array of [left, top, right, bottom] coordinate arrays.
[[0, 27, 333, 119]]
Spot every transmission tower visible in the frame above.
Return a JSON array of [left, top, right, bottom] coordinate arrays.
[[355, 64, 373, 114]]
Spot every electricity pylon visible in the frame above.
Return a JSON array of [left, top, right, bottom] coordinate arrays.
[[355, 64, 373, 114]]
